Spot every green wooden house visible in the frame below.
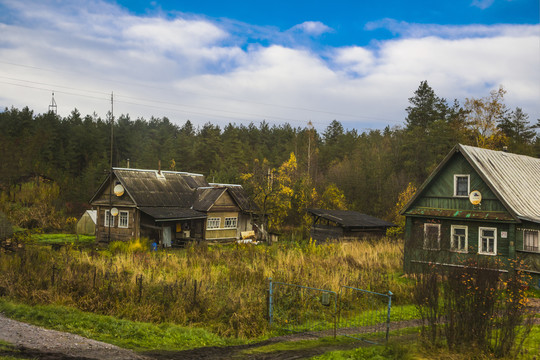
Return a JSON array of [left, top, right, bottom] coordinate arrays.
[[401, 144, 540, 284]]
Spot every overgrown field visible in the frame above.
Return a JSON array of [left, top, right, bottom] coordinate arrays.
[[0, 238, 411, 338]]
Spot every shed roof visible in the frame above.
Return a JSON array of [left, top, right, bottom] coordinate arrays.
[[307, 209, 395, 228], [210, 183, 259, 213], [401, 144, 540, 224], [139, 207, 207, 222]]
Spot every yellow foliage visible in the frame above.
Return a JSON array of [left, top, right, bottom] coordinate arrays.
[[386, 182, 417, 237]]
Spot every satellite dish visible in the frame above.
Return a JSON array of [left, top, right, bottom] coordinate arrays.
[[111, 207, 119, 216], [114, 184, 124, 197], [469, 190, 482, 205]]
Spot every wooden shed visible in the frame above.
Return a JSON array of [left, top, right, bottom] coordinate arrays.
[[307, 209, 395, 241]]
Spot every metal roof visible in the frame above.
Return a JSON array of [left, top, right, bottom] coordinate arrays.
[[307, 209, 396, 228], [113, 168, 208, 207], [401, 144, 540, 224], [192, 188, 227, 211], [459, 144, 540, 224]]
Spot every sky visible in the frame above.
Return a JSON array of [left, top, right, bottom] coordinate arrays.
[[0, 0, 538, 132]]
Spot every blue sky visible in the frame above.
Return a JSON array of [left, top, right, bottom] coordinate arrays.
[[0, 0, 538, 131]]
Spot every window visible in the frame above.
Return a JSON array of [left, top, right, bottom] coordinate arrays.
[[454, 174, 470, 197], [423, 223, 441, 250], [119, 211, 129, 228], [524, 230, 539, 252], [224, 217, 238, 229], [104, 210, 114, 227], [207, 217, 220, 229], [479, 227, 497, 255], [451, 225, 468, 252]]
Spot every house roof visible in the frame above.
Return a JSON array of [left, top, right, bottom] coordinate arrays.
[[139, 207, 207, 222], [210, 183, 259, 213], [193, 187, 228, 211], [401, 144, 540, 224], [90, 168, 209, 207], [307, 209, 396, 228]]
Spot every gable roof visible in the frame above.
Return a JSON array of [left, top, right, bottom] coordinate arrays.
[[307, 209, 395, 228], [90, 168, 208, 207], [193, 187, 228, 211], [209, 183, 259, 213], [401, 144, 540, 224]]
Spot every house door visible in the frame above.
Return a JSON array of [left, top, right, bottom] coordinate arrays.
[[162, 226, 172, 247]]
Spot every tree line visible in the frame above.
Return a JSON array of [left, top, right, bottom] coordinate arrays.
[[1, 81, 538, 232]]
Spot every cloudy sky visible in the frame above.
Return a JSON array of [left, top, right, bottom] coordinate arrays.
[[0, 0, 538, 131]]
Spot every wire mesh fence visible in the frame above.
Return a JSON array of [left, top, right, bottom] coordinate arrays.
[[268, 279, 393, 343], [268, 278, 338, 338], [337, 286, 392, 344]]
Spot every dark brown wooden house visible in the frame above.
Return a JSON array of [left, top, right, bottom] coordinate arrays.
[[307, 209, 395, 241], [90, 168, 257, 246]]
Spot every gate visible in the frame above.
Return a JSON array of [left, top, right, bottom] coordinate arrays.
[[268, 279, 392, 343], [338, 286, 392, 344], [268, 278, 337, 337]]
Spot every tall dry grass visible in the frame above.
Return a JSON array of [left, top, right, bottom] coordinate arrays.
[[0, 237, 411, 338]]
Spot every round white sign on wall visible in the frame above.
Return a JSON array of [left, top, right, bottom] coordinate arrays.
[[469, 190, 482, 205], [111, 207, 119, 216]]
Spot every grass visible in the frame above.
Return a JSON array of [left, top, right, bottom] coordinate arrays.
[[0, 237, 411, 338], [0, 299, 243, 351], [30, 233, 95, 246]]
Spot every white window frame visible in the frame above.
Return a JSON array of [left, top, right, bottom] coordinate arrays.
[[118, 210, 129, 228], [207, 217, 221, 230], [423, 223, 441, 250], [454, 174, 470, 197], [104, 210, 114, 227], [450, 225, 468, 253], [224, 217, 238, 229], [523, 230, 539, 252], [478, 227, 497, 255]]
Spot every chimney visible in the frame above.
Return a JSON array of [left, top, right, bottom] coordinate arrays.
[[502, 146, 508, 153], [126, 158, 130, 168], [158, 160, 161, 174]]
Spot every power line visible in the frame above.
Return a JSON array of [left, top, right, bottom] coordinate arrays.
[[0, 61, 400, 124]]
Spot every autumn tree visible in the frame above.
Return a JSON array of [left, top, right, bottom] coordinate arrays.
[[465, 86, 508, 149]]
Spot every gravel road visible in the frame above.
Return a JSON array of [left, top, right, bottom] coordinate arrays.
[[0, 313, 149, 360]]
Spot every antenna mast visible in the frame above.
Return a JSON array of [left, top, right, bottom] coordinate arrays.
[[108, 92, 114, 243], [48, 92, 57, 114]]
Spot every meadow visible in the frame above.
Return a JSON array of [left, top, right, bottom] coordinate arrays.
[[0, 237, 412, 339]]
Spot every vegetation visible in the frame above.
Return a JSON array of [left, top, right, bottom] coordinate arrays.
[[0, 238, 408, 339], [413, 259, 536, 358], [1, 81, 538, 234]]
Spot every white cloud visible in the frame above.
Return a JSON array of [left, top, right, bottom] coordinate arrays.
[[0, 1, 538, 132], [471, 0, 495, 9], [289, 21, 333, 36]]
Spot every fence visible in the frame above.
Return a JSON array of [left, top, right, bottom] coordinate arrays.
[[268, 278, 338, 338], [338, 286, 392, 344], [268, 279, 392, 343]]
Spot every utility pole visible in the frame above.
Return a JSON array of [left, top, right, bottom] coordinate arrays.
[[108, 92, 114, 243]]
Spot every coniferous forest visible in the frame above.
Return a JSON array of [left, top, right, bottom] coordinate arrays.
[[1, 81, 539, 232]]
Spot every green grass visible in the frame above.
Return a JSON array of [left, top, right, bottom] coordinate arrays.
[[30, 233, 95, 246], [0, 299, 243, 351]]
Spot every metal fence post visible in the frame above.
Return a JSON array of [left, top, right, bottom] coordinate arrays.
[[268, 277, 273, 325], [386, 291, 393, 343]]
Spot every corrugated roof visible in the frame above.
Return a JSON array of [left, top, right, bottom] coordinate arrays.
[[193, 188, 227, 211], [114, 168, 208, 207], [139, 207, 207, 221], [307, 209, 395, 228], [459, 144, 540, 223]]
